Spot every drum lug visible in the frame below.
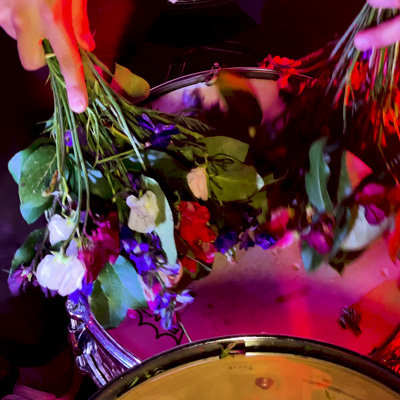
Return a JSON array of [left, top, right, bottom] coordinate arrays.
[[66, 294, 142, 387], [205, 63, 220, 86]]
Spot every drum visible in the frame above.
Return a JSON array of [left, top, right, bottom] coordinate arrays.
[[90, 336, 400, 399], [67, 67, 400, 387]]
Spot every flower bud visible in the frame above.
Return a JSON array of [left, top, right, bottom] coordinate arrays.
[[48, 215, 75, 245], [36, 253, 85, 296], [187, 167, 208, 201], [127, 191, 159, 233]]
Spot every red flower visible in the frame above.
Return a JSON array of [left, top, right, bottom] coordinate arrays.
[[79, 212, 120, 283], [178, 202, 217, 271], [180, 256, 197, 273], [178, 202, 216, 243]]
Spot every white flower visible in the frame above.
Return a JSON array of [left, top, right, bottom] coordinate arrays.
[[341, 206, 391, 251], [127, 191, 159, 233], [36, 253, 86, 296], [187, 167, 208, 201], [48, 215, 75, 245]]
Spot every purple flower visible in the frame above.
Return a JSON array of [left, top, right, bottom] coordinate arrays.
[[215, 231, 238, 254], [69, 281, 93, 303], [364, 203, 387, 225], [153, 292, 175, 330], [254, 233, 277, 250], [130, 252, 157, 275], [239, 231, 255, 250], [63, 126, 88, 148], [121, 227, 167, 275], [77, 126, 88, 147], [153, 290, 193, 330], [302, 217, 334, 255], [176, 290, 194, 305], [64, 131, 73, 147], [7, 267, 33, 296], [138, 114, 178, 148]]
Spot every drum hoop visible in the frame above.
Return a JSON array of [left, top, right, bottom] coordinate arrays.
[[145, 67, 309, 104], [90, 335, 400, 399]]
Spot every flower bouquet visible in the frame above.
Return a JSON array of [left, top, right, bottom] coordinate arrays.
[[8, 3, 400, 333], [7, 41, 282, 331]]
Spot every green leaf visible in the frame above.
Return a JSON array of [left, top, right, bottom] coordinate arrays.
[[141, 175, 178, 265], [10, 228, 45, 275], [124, 149, 190, 192], [20, 203, 49, 224], [248, 191, 269, 224], [301, 240, 324, 271], [89, 256, 147, 329], [19, 146, 57, 222], [202, 136, 249, 163], [8, 138, 54, 184], [111, 64, 150, 103], [208, 159, 264, 202], [67, 155, 113, 199], [87, 167, 113, 199], [305, 138, 333, 214], [337, 151, 353, 203]]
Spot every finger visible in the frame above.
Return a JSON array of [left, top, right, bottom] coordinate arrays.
[[13, 10, 46, 70], [354, 15, 400, 50], [41, 2, 88, 113], [0, 20, 17, 39], [367, 0, 400, 8], [0, 8, 17, 39], [72, 0, 95, 51]]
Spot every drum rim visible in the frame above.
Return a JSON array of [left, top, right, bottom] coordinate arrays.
[[90, 334, 400, 398], [144, 67, 309, 104]]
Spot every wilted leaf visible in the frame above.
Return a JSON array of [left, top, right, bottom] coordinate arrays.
[[305, 138, 333, 213], [216, 70, 263, 127], [111, 64, 150, 103]]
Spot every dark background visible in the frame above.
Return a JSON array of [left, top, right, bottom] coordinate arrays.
[[0, 0, 364, 396]]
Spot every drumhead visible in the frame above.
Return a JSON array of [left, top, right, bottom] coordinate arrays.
[[90, 336, 400, 399]]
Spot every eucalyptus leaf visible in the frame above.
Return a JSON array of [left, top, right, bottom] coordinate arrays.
[[208, 159, 264, 202], [305, 138, 333, 214], [10, 228, 46, 275], [111, 64, 150, 103], [19, 146, 57, 218], [141, 175, 178, 265], [301, 240, 324, 271], [202, 136, 249, 162], [9, 138, 54, 184], [337, 151, 353, 203], [89, 256, 147, 329]]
